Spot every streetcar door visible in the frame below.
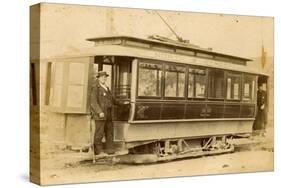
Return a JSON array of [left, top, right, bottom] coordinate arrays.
[[254, 75, 269, 131], [112, 57, 132, 121], [258, 76, 268, 96], [93, 56, 132, 121], [257, 75, 269, 114]]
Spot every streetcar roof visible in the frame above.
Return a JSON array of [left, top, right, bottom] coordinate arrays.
[[36, 35, 268, 76], [90, 44, 262, 75], [86, 35, 252, 63], [38, 44, 266, 76]]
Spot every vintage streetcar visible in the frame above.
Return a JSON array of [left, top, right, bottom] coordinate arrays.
[[34, 35, 268, 163]]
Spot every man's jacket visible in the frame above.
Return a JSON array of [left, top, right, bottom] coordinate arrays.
[[90, 81, 118, 120], [257, 89, 267, 109]]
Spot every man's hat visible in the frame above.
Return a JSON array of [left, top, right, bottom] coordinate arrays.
[[96, 71, 109, 78]]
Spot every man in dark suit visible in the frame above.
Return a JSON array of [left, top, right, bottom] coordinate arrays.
[[253, 84, 267, 136], [90, 71, 128, 155]]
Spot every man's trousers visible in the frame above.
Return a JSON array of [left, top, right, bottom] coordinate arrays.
[[91, 118, 114, 154]]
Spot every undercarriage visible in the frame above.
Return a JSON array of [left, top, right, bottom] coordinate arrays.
[[92, 136, 234, 164]]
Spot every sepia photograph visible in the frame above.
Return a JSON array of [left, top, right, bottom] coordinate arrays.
[[30, 2, 274, 185]]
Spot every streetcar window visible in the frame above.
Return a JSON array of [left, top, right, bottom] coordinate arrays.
[[138, 62, 162, 97], [208, 69, 225, 99], [188, 68, 206, 98], [164, 65, 185, 97], [226, 73, 241, 100], [243, 74, 256, 101]]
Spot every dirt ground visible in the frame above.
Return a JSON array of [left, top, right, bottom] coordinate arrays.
[[38, 127, 274, 185]]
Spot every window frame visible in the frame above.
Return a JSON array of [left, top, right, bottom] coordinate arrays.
[[137, 60, 163, 99], [242, 73, 257, 103], [225, 71, 242, 101], [187, 66, 207, 100], [163, 64, 186, 100], [113, 58, 132, 99], [46, 57, 91, 114], [207, 68, 225, 100]]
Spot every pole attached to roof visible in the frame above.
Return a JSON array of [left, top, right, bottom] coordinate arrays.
[[155, 11, 187, 43]]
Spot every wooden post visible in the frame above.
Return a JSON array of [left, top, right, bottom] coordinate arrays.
[[211, 136, 217, 146], [177, 139, 183, 152], [222, 136, 226, 144]]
